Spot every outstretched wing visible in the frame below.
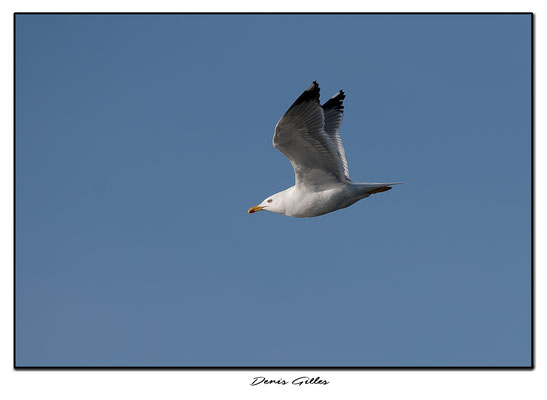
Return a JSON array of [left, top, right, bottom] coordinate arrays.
[[273, 81, 348, 190], [322, 90, 350, 181]]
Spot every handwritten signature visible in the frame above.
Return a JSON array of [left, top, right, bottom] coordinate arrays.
[[250, 376, 330, 386]]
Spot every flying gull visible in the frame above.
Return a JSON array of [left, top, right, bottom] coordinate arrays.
[[248, 81, 401, 218]]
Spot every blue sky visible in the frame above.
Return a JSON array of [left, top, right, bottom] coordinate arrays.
[[15, 14, 531, 367]]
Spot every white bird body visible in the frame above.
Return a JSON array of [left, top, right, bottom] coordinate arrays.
[[248, 81, 401, 218], [264, 182, 396, 218]]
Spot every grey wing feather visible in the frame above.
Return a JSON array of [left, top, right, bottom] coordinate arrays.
[[322, 90, 350, 181], [273, 81, 348, 189]]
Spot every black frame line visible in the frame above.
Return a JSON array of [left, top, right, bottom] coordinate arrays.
[[13, 12, 533, 15], [13, 11, 535, 370]]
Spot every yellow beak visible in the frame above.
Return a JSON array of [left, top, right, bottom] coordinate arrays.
[[248, 205, 265, 214]]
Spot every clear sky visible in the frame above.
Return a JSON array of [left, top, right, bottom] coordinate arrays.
[[15, 14, 531, 367]]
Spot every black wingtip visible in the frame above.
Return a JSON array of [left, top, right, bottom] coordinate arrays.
[[286, 81, 321, 113], [322, 90, 346, 111], [302, 80, 320, 102]]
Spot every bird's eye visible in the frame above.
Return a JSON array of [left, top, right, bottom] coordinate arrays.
[[267, 199, 273, 203]]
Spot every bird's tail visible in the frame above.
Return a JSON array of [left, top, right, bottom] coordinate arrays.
[[352, 182, 403, 195]]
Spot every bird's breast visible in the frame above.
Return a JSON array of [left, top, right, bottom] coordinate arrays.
[[285, 185, 354, 218]]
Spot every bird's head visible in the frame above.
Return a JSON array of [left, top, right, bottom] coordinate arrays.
[[248, 191, 288, 215]]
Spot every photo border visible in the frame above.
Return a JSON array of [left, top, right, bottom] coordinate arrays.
[[13, 11, 535, 370]]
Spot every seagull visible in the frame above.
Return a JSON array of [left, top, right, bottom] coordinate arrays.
[[248, 81, 401, 218]]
